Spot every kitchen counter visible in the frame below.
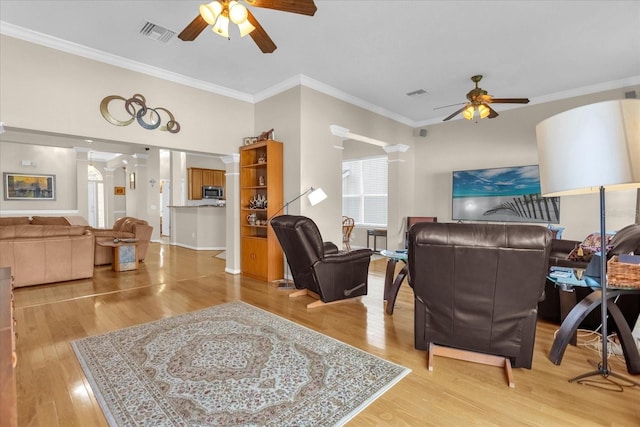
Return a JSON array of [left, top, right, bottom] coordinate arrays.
[[170, 205, 226, 250]]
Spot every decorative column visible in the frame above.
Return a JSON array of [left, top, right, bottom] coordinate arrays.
[[383, 144, 410, 249], [222, 153, 240, 274], [74, 149, 90, 221], [103, 167, 116, 226], [169, 151, 186, 246]]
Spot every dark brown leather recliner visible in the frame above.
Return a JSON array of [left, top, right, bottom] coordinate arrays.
[[408, 222, 552, 383], [270, 215, 372, 307]]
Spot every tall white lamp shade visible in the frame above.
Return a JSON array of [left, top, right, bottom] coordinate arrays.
[[536, 98, 640, 390], [536, 99, 640, 197]]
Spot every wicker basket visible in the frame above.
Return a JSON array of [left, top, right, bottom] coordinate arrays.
[[607, 255, 640, 288]]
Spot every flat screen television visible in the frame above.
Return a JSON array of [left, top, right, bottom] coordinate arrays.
[[452, 165, 560, 223]]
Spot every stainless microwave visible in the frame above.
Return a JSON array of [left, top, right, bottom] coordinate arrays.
[[202, 186, 224, 199]]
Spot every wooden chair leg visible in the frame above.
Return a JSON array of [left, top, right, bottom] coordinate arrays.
[[503, 358, 515, 388], [427, 342, 435, 371], [427, 343, 515, 388], [290, 288, 361, 309], [289, 289, 310, 298], [306, 297, 360, 309]]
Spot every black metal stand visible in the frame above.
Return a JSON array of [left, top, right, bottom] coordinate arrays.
[[568, 187, 640, 391]]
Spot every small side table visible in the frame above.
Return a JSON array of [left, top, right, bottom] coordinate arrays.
[[97, 240, 139, 272], [548, 267, 640, 375], [367, 229, 387, 252], [380, 249, 408, 315]]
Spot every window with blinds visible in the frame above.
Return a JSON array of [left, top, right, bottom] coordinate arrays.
[[342, 156, 388, 227]]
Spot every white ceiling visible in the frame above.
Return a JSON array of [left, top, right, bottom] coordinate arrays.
[[1, 0, 639, 129]]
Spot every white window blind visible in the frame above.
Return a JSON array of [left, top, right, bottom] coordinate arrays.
[[342, 156, 387, 226]]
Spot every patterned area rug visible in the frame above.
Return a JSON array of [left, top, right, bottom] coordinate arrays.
[[71, 301, 410, 426]]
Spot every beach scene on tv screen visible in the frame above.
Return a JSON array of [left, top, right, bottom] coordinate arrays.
[[452, 165, 560, 223]]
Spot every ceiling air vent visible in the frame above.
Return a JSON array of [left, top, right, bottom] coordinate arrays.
[[138, 21, 175, 43], [406, 89, 428, 97]]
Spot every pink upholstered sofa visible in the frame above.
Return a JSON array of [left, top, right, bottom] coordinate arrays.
[[0, 216, 94, 287]]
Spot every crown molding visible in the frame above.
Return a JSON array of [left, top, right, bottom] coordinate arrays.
[[4, 21, 638, 131], [2, 21, 413, 126], [221, 153, 240, 164], [0, 21, 253, 103]]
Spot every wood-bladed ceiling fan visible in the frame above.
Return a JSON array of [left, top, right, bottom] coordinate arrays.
[[178, 0, 317, 53], [439, 75, 530, 121]]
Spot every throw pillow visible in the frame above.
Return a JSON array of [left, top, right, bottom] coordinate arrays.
[[567, 231, 616, 262], [581, 232, 614, 248], [568, 245, 595, 263]]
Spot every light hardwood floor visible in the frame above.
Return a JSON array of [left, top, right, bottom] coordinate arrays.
[[12, 243, 640, 426]]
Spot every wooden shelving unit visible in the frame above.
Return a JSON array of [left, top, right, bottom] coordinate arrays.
[[239, 140, 284, 281]]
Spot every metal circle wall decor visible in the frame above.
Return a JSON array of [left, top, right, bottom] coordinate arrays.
[[100, 94, 181, 134]]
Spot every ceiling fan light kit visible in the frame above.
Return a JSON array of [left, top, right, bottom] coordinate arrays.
[[462, 104, 490, 121], [179, 0, 317, 53], [442, 75, 530, 122], [200, 1, 254, 39]]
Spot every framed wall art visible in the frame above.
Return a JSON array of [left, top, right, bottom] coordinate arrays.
[[452, 165, 560, 223], [3, 172, 56, 201]]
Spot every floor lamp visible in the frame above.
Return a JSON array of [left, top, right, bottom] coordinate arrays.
[[536, 99, 640, 391], [268, 187, 328, 288]]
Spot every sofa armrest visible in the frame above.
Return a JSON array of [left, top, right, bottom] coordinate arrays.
[[323, 241, 339, 255], [132, 223, 153, 242], [551, 239, 580, 255]]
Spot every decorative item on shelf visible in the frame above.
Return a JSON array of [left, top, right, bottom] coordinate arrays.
[[249, 194, 267, 209], [257, 128, 274, 141], [258, 153, 267, 164], [258, 175, 265, 186], [247, 213, 257, 225]]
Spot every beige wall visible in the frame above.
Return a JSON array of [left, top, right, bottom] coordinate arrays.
[[0, 35, 254, 156], [416, 86, 640, 241], [300, 87, 416, 246], [0, 141, 77, 212], [254, 87, 302, 217], [1, 34, 638, 252]]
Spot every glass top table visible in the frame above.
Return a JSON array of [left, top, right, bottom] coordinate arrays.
[[547, 266, 640, 375], [379, 250, 409, 315]]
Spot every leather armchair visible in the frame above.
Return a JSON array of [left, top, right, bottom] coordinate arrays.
[[408, 222, 552, 378], [92, 217, 153, 265], [270, 215, 372, 307]]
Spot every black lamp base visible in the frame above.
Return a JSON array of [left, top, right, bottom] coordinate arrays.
[[570, 359, 640, 392]]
